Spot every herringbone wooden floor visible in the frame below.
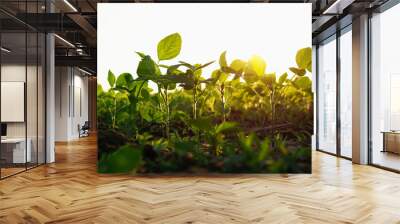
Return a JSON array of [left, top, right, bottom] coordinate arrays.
[[1, 135, 400, 224]]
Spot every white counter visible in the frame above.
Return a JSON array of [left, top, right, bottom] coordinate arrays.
[[1, 138, 32, 163]]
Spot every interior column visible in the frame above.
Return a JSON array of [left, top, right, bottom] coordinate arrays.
[[352, 14, 369, 164]]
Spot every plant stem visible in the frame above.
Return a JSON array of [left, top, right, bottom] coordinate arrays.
[[112, 95, 117, 129], [221, 83, 226, 122], [193, 86, 197, 120], [136, 81, 146, 98], [165, 87, 170, 140], [269, 87, 276, 145], [157, 84, 162, 110]]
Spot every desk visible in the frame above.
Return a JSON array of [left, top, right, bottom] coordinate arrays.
[[381, 131, 400, 154], [1, 138, 31, 163]]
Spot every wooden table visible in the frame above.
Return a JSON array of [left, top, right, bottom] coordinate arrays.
[[381, 131, 400, 154]]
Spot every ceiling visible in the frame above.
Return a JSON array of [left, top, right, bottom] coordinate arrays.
[[0, 0, 391, 75]]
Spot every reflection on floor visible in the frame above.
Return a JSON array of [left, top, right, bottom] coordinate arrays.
[[0, 163, 42, 178], [373, 150, 400, 170], [0, 167, 25, 177], [0, 135, 400, 223]]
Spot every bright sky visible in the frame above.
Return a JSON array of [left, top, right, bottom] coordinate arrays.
[[98, 3, 311, 90]]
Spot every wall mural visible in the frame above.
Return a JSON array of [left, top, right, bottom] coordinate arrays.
[[97, 4, 312, 174]]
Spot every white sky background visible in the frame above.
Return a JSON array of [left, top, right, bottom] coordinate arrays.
[[98, 3, 311, 90]]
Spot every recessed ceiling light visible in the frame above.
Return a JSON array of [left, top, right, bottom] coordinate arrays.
[[323, 0, 354, 15], [78, 67, 92, 76], [63, 0, 78, 12], [1, 47, 11, 53], [54, 34, 75, 48]]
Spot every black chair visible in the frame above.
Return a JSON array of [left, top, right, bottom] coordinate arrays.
[[79, 121, 90, 138]]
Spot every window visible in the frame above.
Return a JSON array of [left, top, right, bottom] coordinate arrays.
[[317, 36, 337, 154], [370, 3, 400, 171], [339, 28, 352, 158]]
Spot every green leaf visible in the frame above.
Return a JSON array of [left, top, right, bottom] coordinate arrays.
[[107, 70, 116, 87], [262, 73, 276, 87], [174, 140, 199, 156], [157, 33, 182, 61], [97, 84, 104, 95], [137, 56, 160, 78], [193, 64, 202, 79], [190, 117, 213, 131], [278, 72, 288, 84], [195, 61, 214, 71], [135, 51, 146, 58], [180, 82, 194, 90], [165, 74, 188, 83], [243, 72, 259, 83], [221, 66, 236, 74], [139, 106, 152, 122], [211, 69, 220, 83], [115, 73, 134, 90], [215, 122, 238, 134], [167, 64, 184, 75], [258, 138, 271, 161], [167, 83, 176, 90], [239, 133, 258, 152], [296, 47, 312, 72], [211, 69, 229, 83], [178, 61, 195, 70], [219, 51, 227, 68], [229, 59, 246, 74], [246, 55, 266, 77], [128, 94, 139, 110], [289, 67, 306, 76], [141, 88, 150, 99], [294, 76, 312, 91], [98, 144, 142, 173]]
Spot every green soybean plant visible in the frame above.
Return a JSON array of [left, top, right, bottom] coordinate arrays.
[[97, 31, 313, 174], [135, 33, 183, 139]]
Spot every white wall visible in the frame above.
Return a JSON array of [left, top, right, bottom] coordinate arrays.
[[72, 73, 89, 137], [55, 67, 89, 141], [1, 65, 37, 138], [55, 66, 70, 141], [1, 63, 46, 164]]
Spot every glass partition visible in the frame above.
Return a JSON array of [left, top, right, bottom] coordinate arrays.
[[317, 35, 337, 154], [1, 31, 28, 177], [27, 31, 38, 169], [38, 32, 45, 165], [0, 1, 46, 179]]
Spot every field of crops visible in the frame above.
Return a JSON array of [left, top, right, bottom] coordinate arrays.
[[97, 33, 313, 174]]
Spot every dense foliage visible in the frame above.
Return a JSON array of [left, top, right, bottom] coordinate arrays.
[[97, 33, 313, 174]]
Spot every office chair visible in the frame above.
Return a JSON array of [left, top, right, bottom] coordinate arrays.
[[79, 121, 90, 138]]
